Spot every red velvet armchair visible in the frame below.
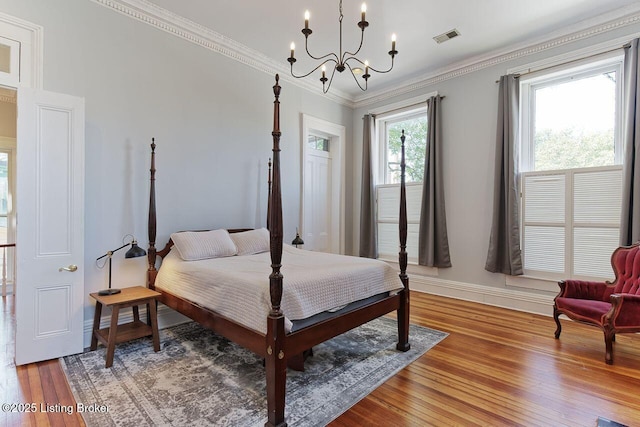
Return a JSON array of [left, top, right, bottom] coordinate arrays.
[[553, 242, 640, 364]]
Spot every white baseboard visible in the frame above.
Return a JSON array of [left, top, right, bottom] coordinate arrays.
[[410, 275, 556, 317]]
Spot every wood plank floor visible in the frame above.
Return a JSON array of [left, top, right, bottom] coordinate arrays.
[[2, 291, 640, 426]]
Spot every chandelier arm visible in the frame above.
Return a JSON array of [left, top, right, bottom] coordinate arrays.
[[345, 63, 367, 91], [323, 65, 339, 94], [343, 56, 367, 68], [341, 29, 366, 61], [291, 59, 338, 79], [304, 37, 340, 63], [364, 56, 396, 74]]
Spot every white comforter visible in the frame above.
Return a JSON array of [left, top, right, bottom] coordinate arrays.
[[155, 245, 402, 334]]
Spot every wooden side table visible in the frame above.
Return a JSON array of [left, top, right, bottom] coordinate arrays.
[[90, 286, 161, 368]]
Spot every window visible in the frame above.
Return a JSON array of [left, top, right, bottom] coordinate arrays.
[[380, 110, 427, 184], [375, 105, 427, 263], [519, 54, 623, 281], [0, 36, 20, 87], [307, 135, 330, 152]]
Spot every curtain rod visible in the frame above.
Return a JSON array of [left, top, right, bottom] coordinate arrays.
[[369, 95, 445, 117], [495, 43, 629, 83]]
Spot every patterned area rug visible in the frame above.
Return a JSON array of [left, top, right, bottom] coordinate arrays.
[[62, 317, 447, 426]]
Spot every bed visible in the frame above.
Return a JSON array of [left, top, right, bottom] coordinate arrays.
[[146, 74, 410, 427]]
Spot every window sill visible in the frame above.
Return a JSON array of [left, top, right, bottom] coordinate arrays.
[[506, 275, 559, 293], [379, 257, 438, 277]]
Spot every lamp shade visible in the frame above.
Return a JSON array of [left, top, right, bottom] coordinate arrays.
[[292, 233, 304, 246], [125, 241, 147, 258]]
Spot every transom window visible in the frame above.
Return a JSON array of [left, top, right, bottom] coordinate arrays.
[[307, 135, 330, 152]]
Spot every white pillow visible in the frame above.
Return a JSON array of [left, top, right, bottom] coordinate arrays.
[[171, 229, 238, 261], [230, 228, 270, 256]]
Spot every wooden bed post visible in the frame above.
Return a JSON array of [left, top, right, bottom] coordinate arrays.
[[147, 138, 158, 288], [397, 130, 411, 352], [267, 158, 272, 230], [265, 75, 287, 427]]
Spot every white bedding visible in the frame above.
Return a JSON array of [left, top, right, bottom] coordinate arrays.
[[155, 244, 402, 334]]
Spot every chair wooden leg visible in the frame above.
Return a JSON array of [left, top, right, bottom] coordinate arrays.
[[553, 307, 562, 339], [604, 329, 614, 365]]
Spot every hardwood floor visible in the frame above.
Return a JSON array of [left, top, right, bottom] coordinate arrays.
[[2, 291, 640, 426], [1, 294, 85, 427]]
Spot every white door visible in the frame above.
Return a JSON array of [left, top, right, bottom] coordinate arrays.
[[15, 88, 85, 365], [303, 146, 332, 252]]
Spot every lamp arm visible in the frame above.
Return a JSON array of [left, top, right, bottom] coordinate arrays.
[[96, 242, 130, 261]]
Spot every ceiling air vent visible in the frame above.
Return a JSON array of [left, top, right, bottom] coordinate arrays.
[[433, 29, 461, 44]]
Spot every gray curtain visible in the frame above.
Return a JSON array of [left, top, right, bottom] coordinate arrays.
[[418, 96, 451, 267], [485, 74, 523, 275], [621, 39, 640, 246], [359, 114, 377, 258]]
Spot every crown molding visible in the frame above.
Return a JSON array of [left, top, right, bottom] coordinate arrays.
[[90, 0, 354, 107], [352, 5, 640, 108], [91, 0, 640, 110]]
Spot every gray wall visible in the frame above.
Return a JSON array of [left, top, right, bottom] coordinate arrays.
[[350, 21, 640, 294], [0, 0, 352, 323]]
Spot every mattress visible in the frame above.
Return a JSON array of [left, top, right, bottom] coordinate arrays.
[[155, 245, 402, 334]]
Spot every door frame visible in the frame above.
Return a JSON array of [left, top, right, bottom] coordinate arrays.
[[0, 11, 43, 89], [0, 136, 16, 294], [301, 114, 345, 254]]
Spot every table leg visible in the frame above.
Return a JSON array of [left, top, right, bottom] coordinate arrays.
[[149, 299, 160, 352], [133, 305, 140, 322], [90, 302, 103, 351], [105, 306, 120, 368]]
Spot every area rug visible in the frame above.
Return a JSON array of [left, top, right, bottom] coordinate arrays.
[[61, 317, 447, 426]]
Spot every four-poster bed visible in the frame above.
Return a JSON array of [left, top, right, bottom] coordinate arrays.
[[146, 75, 410, 427]]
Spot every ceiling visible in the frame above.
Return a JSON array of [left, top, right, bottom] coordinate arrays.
[[130, 1, 640, 100]]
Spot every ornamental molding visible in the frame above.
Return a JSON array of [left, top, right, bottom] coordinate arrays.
[[92, 0, 640, 109], [353, 7, 640, 107], [89, 0, 353, 106]]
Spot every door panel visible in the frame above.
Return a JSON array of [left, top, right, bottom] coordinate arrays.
[[303, 150, 332, 252], [15, 88, 84, 365]]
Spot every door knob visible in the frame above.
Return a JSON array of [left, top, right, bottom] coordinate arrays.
[[59, 265, 78, 272]]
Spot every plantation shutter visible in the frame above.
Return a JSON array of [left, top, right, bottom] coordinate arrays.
[[522, 173, 566, 275], [376, 184, 421, 263], [521, 166, 622, 280], [573, 168, 622, 278]]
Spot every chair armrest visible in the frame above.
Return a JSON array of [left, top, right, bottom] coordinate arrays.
[[609, 294, 640, 328], [557, 279, 610, 300]]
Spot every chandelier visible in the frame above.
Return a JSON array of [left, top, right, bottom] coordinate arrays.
[[287, 0, 398, 93]]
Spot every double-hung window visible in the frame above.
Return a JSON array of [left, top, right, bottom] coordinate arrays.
[[375, 105, 427, 263], [519, 53, 623, 281]]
